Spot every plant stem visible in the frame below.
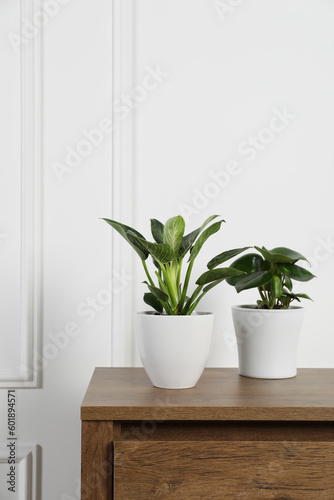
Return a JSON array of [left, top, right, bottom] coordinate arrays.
[[186, 287, 207, 315], [142, 260, 155, 287], [142, 261, 174, 314], [162, 301, 173, 315], [261, 285, 270, 308], [258, 287, 266, 302], [178, 260, 194, 312], [170, 259, 181, 302], [175, 259, 182, 300], [183, 284, 203, 315], [155, 271, 170, 297], [161, 264, 178, 308]]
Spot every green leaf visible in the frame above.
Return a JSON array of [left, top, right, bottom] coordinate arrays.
[[284, 275, 293, 292], [188, 220, 223, 262], [102, 219, 149, 260], [196, 267, 245, 286], [294, 293, 313, 301], [179, 215, 221, 258], [144, 282, 169, 302], [254, 246, 309, 264], [272, 275, 283, 298], [279, 293, 292, 307], [235, 271, 273, 293], [207, 247, 251, 270], [163, 216, 185, 257], [150, 219, 164, 244], [130, 235, 174, 264], [281, 292, 313, 303], [143, 292, 163, 313], [277, 263, 316, 282], [226, 253, 264, 286]]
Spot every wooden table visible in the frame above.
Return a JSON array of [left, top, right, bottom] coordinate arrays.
[[81, 368, 334, 499]]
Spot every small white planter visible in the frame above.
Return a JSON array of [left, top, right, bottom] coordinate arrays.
[[134, 312, 215, 389], [232, 305, 305, 379]]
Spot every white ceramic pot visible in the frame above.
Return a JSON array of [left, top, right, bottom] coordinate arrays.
[[134, 312, 215, 389], [231, 305, 305, 379]]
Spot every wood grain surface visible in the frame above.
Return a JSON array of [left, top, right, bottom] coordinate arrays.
[[81, 421, 113, 500], [114, 440, 334, 499], [120, 420, 334, 442], [81, 368, 334, 421]]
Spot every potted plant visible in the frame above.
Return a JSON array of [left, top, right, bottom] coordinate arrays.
[[103, 215, 244, 389], [207, 246, 316, 379]]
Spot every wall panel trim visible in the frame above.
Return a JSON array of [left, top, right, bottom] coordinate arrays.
[[0, 0, 42, 388], [0, 444, 39, 500], [111, 0, 135, 366]]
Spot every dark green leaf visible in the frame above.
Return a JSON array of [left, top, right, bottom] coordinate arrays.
[[235, 271, 273, 293], [150, 219, 164, 244], [263, 260, 271, 271], [284, 275, 293, 292], [207, 247, 251, 269], [281, 294, 292, 307], [102, 218, 149, 260], [196, 267, 245, 286], [226, 253, 264, 286], [281, 292, 313, 303], [277, 263, 316, 282], [188, 220, 223, 262], [295, 293, 313, 301], [179, 215, 221, 258], [130, 235, 174, 264], [163, 216, 185, 257], [143, 282, 169, 302], [254, 246, 309, 264], [143, 292, 163, 313]]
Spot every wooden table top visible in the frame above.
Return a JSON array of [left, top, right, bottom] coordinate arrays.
[[81, 368, 334, 421]]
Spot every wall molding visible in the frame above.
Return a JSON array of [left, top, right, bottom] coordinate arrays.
[[0, 444, 39, 500], [0, 0, 42, 388], [111, 0, 136, 366]]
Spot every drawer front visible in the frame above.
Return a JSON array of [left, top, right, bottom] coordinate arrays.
[[113, 440, 334, 499]]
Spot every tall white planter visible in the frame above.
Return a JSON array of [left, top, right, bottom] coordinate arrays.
[[232, 305, 305, 379], [134, 312, 215, 389]]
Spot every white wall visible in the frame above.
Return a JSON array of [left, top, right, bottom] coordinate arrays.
[[35, 1, 113, 496], [1, 0, 113, 498], [129, 0, 334, 368], [0, 0, 22, 382], [1, 1, 334, 499]]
